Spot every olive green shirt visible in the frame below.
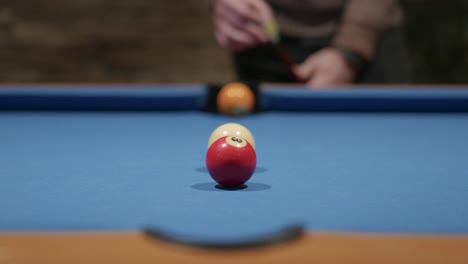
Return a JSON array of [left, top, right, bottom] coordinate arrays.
[[266, 0, 403, 60]]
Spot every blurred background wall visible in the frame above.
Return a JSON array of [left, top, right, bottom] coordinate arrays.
[[0, 0, 466, 84]]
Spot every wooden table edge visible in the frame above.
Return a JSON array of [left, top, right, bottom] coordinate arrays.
[[1, 231, 467, 263]]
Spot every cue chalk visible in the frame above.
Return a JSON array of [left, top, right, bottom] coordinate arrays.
[[144, 224, 305, 250]]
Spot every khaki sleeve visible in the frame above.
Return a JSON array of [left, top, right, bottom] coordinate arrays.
[[331, 0, 402, 60]]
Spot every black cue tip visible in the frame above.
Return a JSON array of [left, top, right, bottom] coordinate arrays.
[[143, 224, 305, 250]]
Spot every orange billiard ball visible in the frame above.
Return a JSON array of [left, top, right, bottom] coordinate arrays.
[[216, 82, 255, 116]]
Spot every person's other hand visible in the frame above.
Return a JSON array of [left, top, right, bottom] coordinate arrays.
[[295, 48, 357, 88], [212, 0, 273, 51]]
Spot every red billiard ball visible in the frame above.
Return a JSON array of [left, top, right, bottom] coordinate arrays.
[[206, 136, 256, 187]]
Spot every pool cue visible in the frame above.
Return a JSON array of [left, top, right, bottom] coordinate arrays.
[[262, 20, 305, 83]]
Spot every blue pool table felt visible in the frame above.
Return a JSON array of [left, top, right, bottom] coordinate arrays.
[[1, 110, 468, 241]]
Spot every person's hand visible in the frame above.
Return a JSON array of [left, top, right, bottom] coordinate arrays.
[[294, 48, 357, 88], [212, 0, 273, 52]]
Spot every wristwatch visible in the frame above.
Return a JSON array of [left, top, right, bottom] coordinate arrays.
[[334, 47, 368, 75]]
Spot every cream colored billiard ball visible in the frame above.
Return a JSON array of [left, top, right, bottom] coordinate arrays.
[[208, 123, 256, 150]]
